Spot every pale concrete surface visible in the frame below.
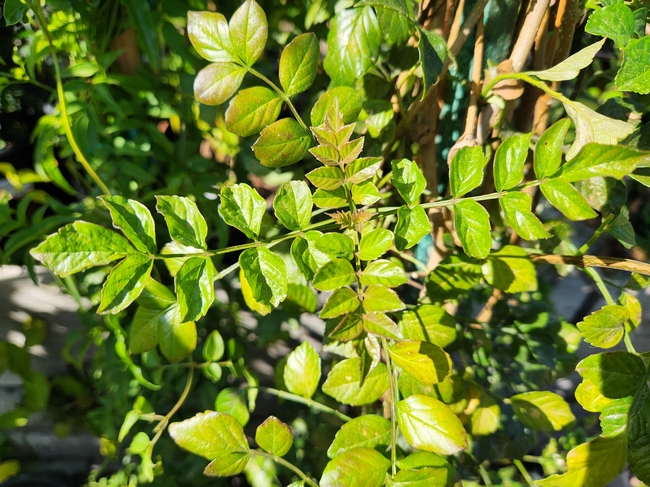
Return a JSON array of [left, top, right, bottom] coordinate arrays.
[[0, 266, 101, 480]]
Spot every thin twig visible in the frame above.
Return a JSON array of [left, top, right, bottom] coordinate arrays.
[[529, 254, 650, 276], [251, 450, 319, 487]]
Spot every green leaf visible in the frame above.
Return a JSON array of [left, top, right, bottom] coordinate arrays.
[[454, 200, 491, 259], [320, 287, 361, 319], [605, 206, 636, 250], [240, 269, 273, 316], [23, 370, 49, 412], [284, 341, 321, 399], [307, 166, 345, 190], [389, 340, 451, 385], [101, 196, 156, 254], [315, 233, 355, 260], [363, 284, 405, 312], [320, 447, 390, 487], [396, 394, 468, 455], [494, 133, 531, 191], [392, 159, 427, 205], [426, 254, 482, 300], [629, 430, 650, 484], [255, 416, 293, 457], [273, 181, 312, 231], [352, 181, 381, 205], [194, 62, 247, 106], [356, 0, 414, 18], [510, 391, 575, 432], [176, 256, 216, 322], [216, 388, 250, 426], [0, 459, 19, 483], [562, 99, 634, 160], [327, 312, 364, 342], [359, 228, 393, 261], [311, 87, 364, 126], [168, 411, 250, 476], [362, 313, 403, 340], [98, 253, 153, 314], [616, 37, 650, 94], [341, 137, 366, 166], [391, 467, 452, 487], [203, 330, 225, 362], [499, 192, 551, 240], [310, 145, 341, 166], [633, 8, 647, 37], [577, 304, 628, 349], [528, 39, 606, 81], [576, 351, 646, 399], [225, 87, 283, 137], [30, 222, 134, 277], [253, 118, 312, 168], [599, 395, 632, 437], [322, 358, 389, 405], [187, 11, 238, 63], [229, 0, 267, 66], [280, 33, 319, 97], [346, 157, 382, 185], [585, 3, 635, 49], [3, 0, 28, 26], [361, 259, 407, 287], [327, 415, 391, 458], [158, 305, 197, 363], [156, 196, 208, 249], [450, 146, 484, 197], [536, 435, 626, 487], [396, 452, 455, 471], [560, 143, 650, 182], [239, 248, 287, 308], [313, 187, 348, 209], [128, 432, 150, 455], [377, 6, 412, 45], [482, 245, 537, 293], [535, 119, 571, 179], [313, 259, 357, 291], [398, 305, 457, 348], [130, 306, 163, 354], [323, 7, 381, 86], [291, 231, 331, 280], [220, 183, 266, 240], [417, 28, 447, 94], [469, 395, 500, 436], [160, 242, 204, 278], [540, 179, 597, 220], [618, 291, 641, 332], [395, 205, 430, 251]]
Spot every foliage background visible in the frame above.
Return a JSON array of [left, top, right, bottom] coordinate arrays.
[[0, 0, 649, 486]]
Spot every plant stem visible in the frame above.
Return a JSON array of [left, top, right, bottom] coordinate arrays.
[[584, 267, 614, 305], [251, 450, 319, 487], [28, 1, 112, 196], [247, 386, 352, 422], [479, 464, 493, 486], [248, 67, 309, 131], [624, 332, 637, 354], [390, 249, 428, 271], [514, 459, 536, 486], [382, 337, 398, 478], [577, 217, 611, 256], [151, 367, 194, 446], [0, 71, 55, 92]]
